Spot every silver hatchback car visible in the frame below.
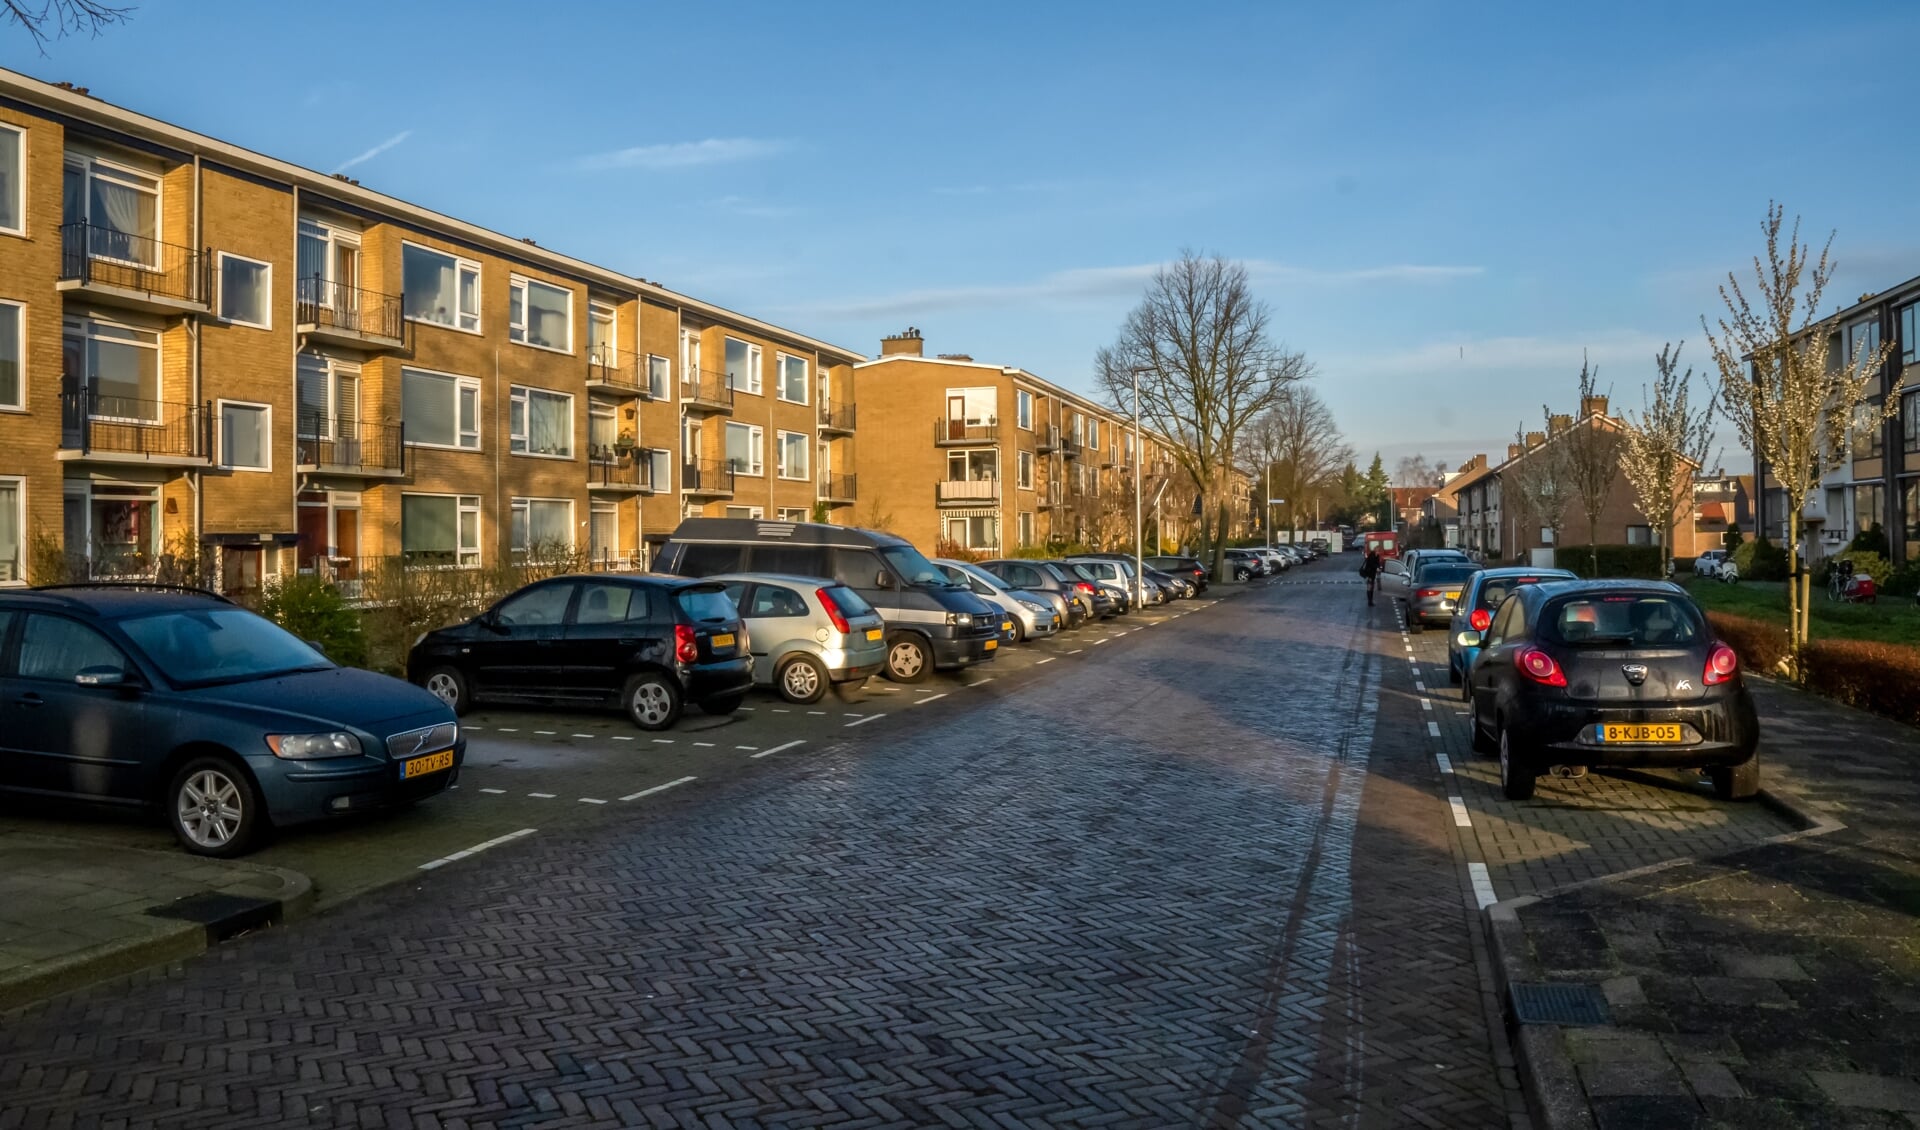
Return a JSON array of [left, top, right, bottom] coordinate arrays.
[[934, 559, 1062, 643], [710, 573, 888, 702]]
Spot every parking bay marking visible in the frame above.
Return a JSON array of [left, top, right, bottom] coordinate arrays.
[[1420, 698, 1433, 711], [1468, 862, 1497, 909], [652, 738, 674, 744], [579, 798, 607, 805], [845, 714, 886, 728], [1435, 752, 1454, 774], [419, 828, 537, 871], [912, 693, 949, 706], [528, 792, 557, 799], [621, 775, 697, 802], [1428, 721, 1441, 737], [750, 740, 806, 760], [479, 788, 506, 795], [1449, 797, 1472, 828], [1036, 657, 1055, 664]]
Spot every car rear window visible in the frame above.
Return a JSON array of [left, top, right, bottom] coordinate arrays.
[[675, 587, 736, 624], [1545, 594, 1703, 647], [1476, 573, 1570, 610], [1416, 564, 1479, 585], [822, 585, 875, 617]]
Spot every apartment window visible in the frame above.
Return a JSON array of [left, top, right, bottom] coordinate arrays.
[[777, 431, 808, 480], [1853, 401, 1885, 460], [297, 219, 360, 294], [510, 497, 574, 555], [725, 337, 762, 394], [509, 386, 574, 458], [0, 124, 21, 235], [1904, 479, 1920, 545], [1073, 415, 1085, 445], [946, 386, 996, 426], [1903, 303, 1920, 366], [777, 508, 808, 522], [402, 243, 480, 332], [1905, 390, 1920, 453], [63, 317, 160, 421], [1846, 317, 1881, 369], [510, 275, 572, 352], [944, 514, 998, 551], [218, 401, 270, 471], [587, 302, 616, 364], [1088, 419, 1100, 450], [589, 500, 619, 564], [297, 354, 361, 439], [0, 300, 20, 409], [401, 367, 480, 450], [1625, 525, 1652, 546], [1017, 511, 1034, 548], [0, 477, 19, 582], [402, 493, 480, 566], [726, 422, 764, 475], [217, 253, 271, 329], [646, 354, 670, 399], [588, 402, 617, 456], [1854, 482, 1886, 534], [63, 482, 159, 573], [63, 156, 159, 265], [947, 449, 998, 481], [722, 506, 764, 520], [1017, 450, 1034, 489], [647, 447, 672, 491], [777, 353, 807, 403]]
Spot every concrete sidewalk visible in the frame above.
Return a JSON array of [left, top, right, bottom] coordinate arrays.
[[0, 829, 312, 1011], [1493, 678, 1920, 1129]]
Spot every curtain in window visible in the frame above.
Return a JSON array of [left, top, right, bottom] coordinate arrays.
[[0, 130, 19, 231], [403, 371, 455, 446], [649, 449, 672, 489], [590, 507, 616, 560], [528, 500, 571, 548], [529, 391, 570, 456], [89, 333, 159, 419], [0, 305, 18, 407], [402, 496, 455, 557], [589, 411, 616, 452], [222, 258, 266, 324], [726, 425, 755, 471], [223, 405, 265, 468], [297, 356, 330, 435], [0, 482, 17, 580], [90, 174, 155, 263], [403, 248, 454, 323]]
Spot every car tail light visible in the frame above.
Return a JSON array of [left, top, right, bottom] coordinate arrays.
[[1704, 643, 1739, 685], [816, 587, 851, 635], [1076, 581, 1097, 596], [1470, 608, 1493, 632], [1417, 588, 1440, 598], [1515, 646, 1567, 687], [673, 623, 699, 664]]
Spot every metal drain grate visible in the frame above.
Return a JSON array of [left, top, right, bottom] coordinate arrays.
[[1509, 982, 1611, 1026]]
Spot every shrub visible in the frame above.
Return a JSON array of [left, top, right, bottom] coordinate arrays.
[[1556, 544, 1662, 579], [1846, 523, 1890, 556], [260, 575, 367, 668], [1738, 535, 1789, 582], [1705, 611, 1792, 677], [1885, 563, 1920, 598], [934, 538, 986, 563], [1723, 521, 1743, 553], [1673, 556, 1696, 574], [1802, 638, 1920, 726], [1011, 541, 1091, 559]]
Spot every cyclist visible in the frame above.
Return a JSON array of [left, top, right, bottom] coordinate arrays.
[[1360, 546, 1383, 606]]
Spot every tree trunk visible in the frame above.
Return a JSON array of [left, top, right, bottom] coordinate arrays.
[[1786, 509, 1803, 681]]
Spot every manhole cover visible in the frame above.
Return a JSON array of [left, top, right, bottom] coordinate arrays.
[[1509, 982, 1611, 1026]]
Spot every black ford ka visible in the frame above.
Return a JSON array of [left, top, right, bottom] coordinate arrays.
[[1460, 579, 1759, 801]]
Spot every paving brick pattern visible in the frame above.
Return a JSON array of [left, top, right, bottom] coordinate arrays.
[[0, 577, 1508, 1128]]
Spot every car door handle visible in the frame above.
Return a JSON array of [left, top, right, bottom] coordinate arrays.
[[14, 692, 44, 708]]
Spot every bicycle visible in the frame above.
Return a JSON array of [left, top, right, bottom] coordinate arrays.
[[1827, 559, 1856, 602]]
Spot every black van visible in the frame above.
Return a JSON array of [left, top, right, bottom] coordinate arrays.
[[655, 519, 1003, 682]]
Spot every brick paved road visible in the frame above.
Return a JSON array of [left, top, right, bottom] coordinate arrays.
[[0, 576, 1511, 1128]]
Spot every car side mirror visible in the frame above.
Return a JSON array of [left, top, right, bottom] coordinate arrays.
[[305, 639, 329, 656], [1455, 631, 1483, 649], [875, 571, 894, 589], [75, 665, 126, 687], [479, 614, 508, 633]]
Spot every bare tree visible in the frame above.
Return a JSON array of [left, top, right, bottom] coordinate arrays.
[[1620, 343, 1717, 578], [1246, 386, 1351, 538], [1393, 453, 1434, 487], [3, 0, 132, 51], [1501, 420, 1575, 562], [1096, 252, 1310, 577], [1702, 204, 1900, 678], [1563, 353, 1627, 575]]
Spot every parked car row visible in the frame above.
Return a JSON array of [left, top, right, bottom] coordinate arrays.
[[1221, 542, 1329, 580]]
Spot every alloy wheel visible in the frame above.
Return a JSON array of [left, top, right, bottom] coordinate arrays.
[[177, 768, 244, 850], [783, 661, 821, 700], [889, 641, 925, 679]]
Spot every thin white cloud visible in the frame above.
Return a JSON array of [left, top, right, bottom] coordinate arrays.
[[577, 138, 793, 172], [333, 130, 411, 174], [1328, 330, 1674, 381]]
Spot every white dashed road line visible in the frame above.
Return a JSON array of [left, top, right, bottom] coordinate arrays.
[[1420, 698, 1433, 711], [750, 740, 806, 760], [479, 787, 505, 795], [1428, 721, 1442, 738], [579, 797, 607, 805], [570, 733, 594, 738], [528, 792, 556, 799], [620, 775, 697, 802], [611, 735, 633, 741], [419, 828, 537, 871], [1435, 752, 1454, 775], [1468, 862, 1498, 909], [1449, 797, 1472, 828], [845, 714, 885, 728], [735, 745, 758, 751], [652, 738, 674, 744], [1036, 657, 1055, 664], [534, 730, 557, 735], [912, 693, 949, 706], [692, 741, 715, 747]]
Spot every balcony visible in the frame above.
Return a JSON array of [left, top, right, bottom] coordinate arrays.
[[681, 458, 736, 497], [587, 445, 655, 493], [296, 418, 406, 477], [681, 369, 735, 413], [1036, 483, 1064, 510], [1036, 426, 1060, 454], [818, 472, 857, 503], [295, 278, 406, 351], [586, 348, 647, 397], [1060, 434, 1083, 460], [59, 222, 211, 315], [60, 385, 209, 467], [938, 479, 1001, 505], [818, 404, 857, 434], [936, 418, 999, 445]]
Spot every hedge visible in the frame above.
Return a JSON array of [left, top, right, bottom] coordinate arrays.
[[1706, 610, 1920, 727], [1554, 544, 1663, 579]]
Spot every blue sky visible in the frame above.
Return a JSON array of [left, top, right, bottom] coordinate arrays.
[[8, 0, 1918, 473]]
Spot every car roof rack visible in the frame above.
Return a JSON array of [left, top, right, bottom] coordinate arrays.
[[30, 582, 234, 605]]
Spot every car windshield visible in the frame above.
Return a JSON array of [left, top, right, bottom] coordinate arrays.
[[966, 567, 1013, 593], [878, 545, 952, 587], [1478, 573, 1573, 610], [1039, 563, 1072, 583], [1546, 594, 1703, 647], [119, 607, 332, 687], [676, 587, 736, 624], [1416, 564, 1479, 585]]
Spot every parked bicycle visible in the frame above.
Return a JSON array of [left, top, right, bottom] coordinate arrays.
[[1827, 559, 1879, 604]]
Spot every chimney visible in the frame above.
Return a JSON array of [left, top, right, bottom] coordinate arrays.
[[1548, 414, 1572, 435], [1580, 395, 1608, 419], [1507, 443, 1523, 461], [881, 327, 924, 357], [1525, 430, 1546, 449]]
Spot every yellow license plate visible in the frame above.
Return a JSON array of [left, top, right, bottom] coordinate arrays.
[[1002, 621, 1014, 633], [710, 632, 734, 648], [401, 749, 455, 779], [1445, 590, 1462, 600], [866, 628, 883, 641], [1599, 723, 1683, 744], [984, 639, 998, 650]]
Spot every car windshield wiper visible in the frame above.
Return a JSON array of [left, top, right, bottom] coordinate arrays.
[[184, 663, 333, 688], [1573, 634, 1638, 646]]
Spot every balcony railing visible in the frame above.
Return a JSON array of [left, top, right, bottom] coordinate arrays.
[[60, 222, 210, 309], [587, 445, 655, 491], [936, 418, 999, 445], [296, 417, 405, 475], [1036, 426, 1060, 454], [295, 277, 405, 345], [61, 383, 209, 462], [681, 458, 736, 495], [938, 479, 1001, 504], [681, 369, 735, 411], [587, 347, 646, 395], [1060, 434, 1083, 460], [818, 472, 857, 502], [819, 404, 856, 433]]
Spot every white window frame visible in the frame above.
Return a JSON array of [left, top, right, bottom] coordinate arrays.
[[587, 301, 617, 365], [0, 123, 24, 238], [1016, 389, 1033, 430], [0, 475, 24, 584], [296, 354, 361, 440], [216, 399, 272, 472], [776, 430, 809, 480], [725, 337, 763, 395], [401, 366, 481, 451], [947, 386, 997, 426], [1018, 511, 1034, 548], [776, 507, 808, 522], [0, 299, 22, 410], [1017, 450, 1034, 489], [510, 496, 576, 555], [509, 274, 574, 354], [726, 422, 764, 476], [647, 446, 673, 492], [401, 492, 482, 568], [1088, 419, 1100, 450], [401, 241, 481, 334], [64, 314, 161, 423], [725, 506, 766, 519], [588, 498, 620, 564], [215, 252, 273, 330], [776, 352, 808, 404], [646, 354, 670, 399], [508, 384, 576, 459], [64, 154, 161, 266]]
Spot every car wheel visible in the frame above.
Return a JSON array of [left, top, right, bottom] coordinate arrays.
[[168, 756, 266, 858], [699, 693, 746, 717], [1469, 696, 1498, 754], [1498, 724, 1537, 800], [622, 671, 682, 731], [884, 634, 931, 683], [1011, 617, 1028, 644], [777, 655, 828, 704], [1710, 754, 1760, 801], [421, 666, 470, 715]]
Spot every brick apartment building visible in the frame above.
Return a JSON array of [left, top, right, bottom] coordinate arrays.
[[0, 67, 861, 593]]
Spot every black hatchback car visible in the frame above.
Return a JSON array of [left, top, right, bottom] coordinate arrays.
[[0, 585, 462, 857], [1462, 580, 1759, 802], [408, 573, 753, 731]]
